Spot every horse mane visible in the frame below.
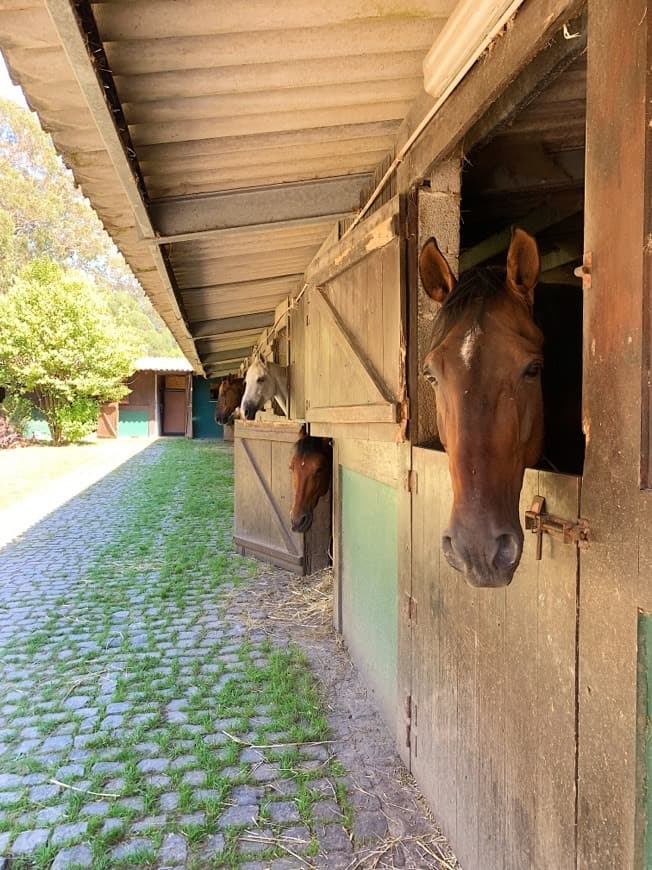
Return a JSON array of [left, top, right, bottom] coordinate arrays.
[[294, 434, 330, 459], [429, 266, 506, 349]]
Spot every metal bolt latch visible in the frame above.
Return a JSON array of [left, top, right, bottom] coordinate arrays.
[[525, 495, 591, 560]]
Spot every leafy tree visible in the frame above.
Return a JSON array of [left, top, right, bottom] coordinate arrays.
[[0, 258, 136, 445], [0, 98, 182, 356]]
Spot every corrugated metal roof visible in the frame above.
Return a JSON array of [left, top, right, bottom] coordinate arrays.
[[0, 0, 459, 375]]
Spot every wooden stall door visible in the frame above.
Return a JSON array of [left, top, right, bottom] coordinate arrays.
[[233, 421, 330, 575], [304, 195, 406, 444], [405, 448, 580, 870], [162, 375, 187, 436]]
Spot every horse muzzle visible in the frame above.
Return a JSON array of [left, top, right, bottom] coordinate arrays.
[[291, 511, 313, 533], [442, 524, 523, 588], [241, 402, 258, 421]]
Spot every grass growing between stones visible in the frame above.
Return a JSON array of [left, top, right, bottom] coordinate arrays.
[[0, 440, 352, 868]]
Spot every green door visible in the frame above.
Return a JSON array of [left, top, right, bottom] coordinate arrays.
[[118, 408, 149, 437], [192, 376, 224, 439], [340, 467, 398, 726]]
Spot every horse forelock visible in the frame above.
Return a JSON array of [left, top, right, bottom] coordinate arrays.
[[429, 267, 506, 350], [293, 435, 330, 461]]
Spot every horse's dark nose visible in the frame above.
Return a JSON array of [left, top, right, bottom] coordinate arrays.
[[242, 403, 257, 421], [291, 512, 313, 533], [491, 531, 521, 572], [442, 526, 522, 587]]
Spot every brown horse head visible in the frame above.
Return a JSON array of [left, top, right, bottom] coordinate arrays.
[[420, 228, 544, 587], [215, 375, 245, 425], [290, 425, 332, 533]]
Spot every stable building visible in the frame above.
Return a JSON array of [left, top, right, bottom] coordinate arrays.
[[2, 2, 650, 867]]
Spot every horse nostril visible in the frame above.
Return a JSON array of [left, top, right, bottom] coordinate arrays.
[[493, 533, 521, 570], [291, 512, 312, 533], [442, 535, 455, 562]]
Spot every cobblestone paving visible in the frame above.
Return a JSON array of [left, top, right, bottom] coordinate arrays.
[[0, 439, 457, 870]]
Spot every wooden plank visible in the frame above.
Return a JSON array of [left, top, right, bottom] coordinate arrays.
[[337, 439, 400, 489], [332, 440, 343, 632], [240, 438, 300, 557], [435, 456, 459, 845], [234, 435, 273, 549], [396, 439, 413, 766], [289, 295, 306, 421], [305, 195, 400, 285], [235, 420, 301, 443], [381, 237, 401, 399], [312, 288, 394, 404], [503, 471, 540, 870], [306, 403, 397, 424], [233, 536, 303, 572], [578, 2, 648, 867], [534, 470, 579, 870], [309, 421, 400, 443], [455, 546, 479, 870]]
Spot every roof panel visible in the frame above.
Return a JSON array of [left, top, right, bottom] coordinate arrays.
[[0, 0, 458, 370]]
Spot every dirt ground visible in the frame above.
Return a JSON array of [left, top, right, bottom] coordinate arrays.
[[228, 567, 461, 870]]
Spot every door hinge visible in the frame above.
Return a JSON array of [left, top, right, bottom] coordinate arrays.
[[406, 469, 418, 493], [525, 495, 591, 560], [405, 694, 418, 755]]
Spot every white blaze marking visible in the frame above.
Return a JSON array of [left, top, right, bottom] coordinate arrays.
[[460, 325, 482, 369]]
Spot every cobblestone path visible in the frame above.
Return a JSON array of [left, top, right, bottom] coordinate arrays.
[[0, 441, 359, 870]]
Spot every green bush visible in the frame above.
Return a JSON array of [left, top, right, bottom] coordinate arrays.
[[1, 393, 33, 437]]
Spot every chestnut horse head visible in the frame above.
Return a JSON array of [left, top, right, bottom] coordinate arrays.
[[290, 426, 332, 533], [215, 375, 245, 425], [420, 228, 544, 587]]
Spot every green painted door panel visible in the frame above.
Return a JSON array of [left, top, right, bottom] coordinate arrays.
[[341, 467, 397, 729], [192, 376, 224, 439], [118, 408, 149, 437]]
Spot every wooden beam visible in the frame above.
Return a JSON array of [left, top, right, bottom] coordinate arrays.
[[192, 311, 275, 339], [462, 12, 587, 152], [149, 175, 370, 237], [305, 195, 400, 285], [396, 0, 587, 192], [459, 193, 584, 270]]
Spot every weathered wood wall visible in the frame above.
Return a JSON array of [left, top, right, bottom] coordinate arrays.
[[579, 1, 652, 865], [406, 450, 579, 870]]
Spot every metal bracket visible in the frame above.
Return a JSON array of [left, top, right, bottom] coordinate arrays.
[[573, 251, 592, 291], [525, 495, 591, 560]]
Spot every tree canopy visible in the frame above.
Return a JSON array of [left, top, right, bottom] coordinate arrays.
[[0, 258, 136, 445], [0, 97, 182, 357]]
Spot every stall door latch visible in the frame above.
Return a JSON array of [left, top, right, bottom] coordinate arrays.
[[525, 496, 591, 560]]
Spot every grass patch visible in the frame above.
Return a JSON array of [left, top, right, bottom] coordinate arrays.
[[0, 441, 353, 867]]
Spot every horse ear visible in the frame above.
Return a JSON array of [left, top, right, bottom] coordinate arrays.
[[298, 424, 308, 439], [419, 237, 456, 303], [506, 227, 539, 306]]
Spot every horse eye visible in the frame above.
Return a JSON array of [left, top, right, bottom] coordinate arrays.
[[424, 372, 438, 386], [524, 360, 543, 379], [257, 376, 265, 384]]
